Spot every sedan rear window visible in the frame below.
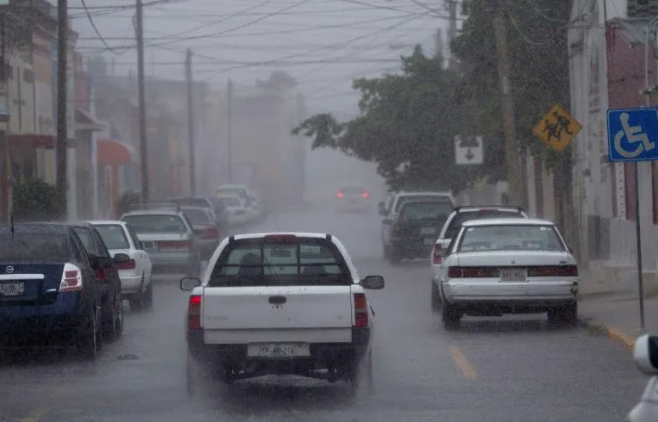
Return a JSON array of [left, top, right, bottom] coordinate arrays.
[[172, 198, 210, 209], [94, 225, 130, 250], [444, 209, 526, 240], [0, 234, 69, 263], [122, 215, 187, 234], [394, 195, 452, 213], [399, 201, 453, 222], [457, 224, 565, 253], [208, 238, 350, 287], [183, 209, 211, 225], [218, 196, 241, 207]]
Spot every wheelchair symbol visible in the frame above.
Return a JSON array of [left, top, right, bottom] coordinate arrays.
[[614, 112, 656, 159]]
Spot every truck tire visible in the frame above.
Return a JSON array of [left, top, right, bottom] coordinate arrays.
[[350, 348, 374, 399], [431, 281, 441, 312]]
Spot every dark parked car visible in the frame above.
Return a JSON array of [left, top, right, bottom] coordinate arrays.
[[0, 223, 118, 359], [66, 222, 126, 343]]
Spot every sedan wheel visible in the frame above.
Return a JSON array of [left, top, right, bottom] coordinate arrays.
[[442, 302, 461, 330]]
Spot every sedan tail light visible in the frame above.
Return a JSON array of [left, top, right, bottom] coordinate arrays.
[[528, 265, 578, 277], [200, 227, 219, 240], [60, 263, 83, 292], [362, 191, 370, 199], [337, 192, 344, 198], [115, 259, 136, 270], [447, 266, 498, 278], [432, 243, 443, 265]]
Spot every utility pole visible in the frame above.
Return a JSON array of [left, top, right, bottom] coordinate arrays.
[[226, 78, 233, 184], [185, 48, 195, 195], [136, 0, 149, 203], [56, 0, 68, 209], [491, 0, 521, 205], [446, 0, 457, 70], [0, 12, 8, 223]]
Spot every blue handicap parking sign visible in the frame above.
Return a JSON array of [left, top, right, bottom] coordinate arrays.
[[607, 108, 658, 162]]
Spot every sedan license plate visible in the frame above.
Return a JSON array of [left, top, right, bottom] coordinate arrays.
[[0, 282, 24, 296], [420, 227, 436, 235], [247, 343, 310, 359], [499, 268, 527, 282], [423, 237, 436, 246]]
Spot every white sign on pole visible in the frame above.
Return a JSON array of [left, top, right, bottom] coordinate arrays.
[[454, 135, 484, 165]]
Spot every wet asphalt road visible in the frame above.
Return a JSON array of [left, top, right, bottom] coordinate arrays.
[[0, 206, 650, 422]]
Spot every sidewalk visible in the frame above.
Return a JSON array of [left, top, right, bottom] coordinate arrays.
[[579, 293, 658, 350]]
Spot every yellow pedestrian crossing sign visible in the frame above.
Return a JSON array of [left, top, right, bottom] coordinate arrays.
[[532, 105, 582, 152]]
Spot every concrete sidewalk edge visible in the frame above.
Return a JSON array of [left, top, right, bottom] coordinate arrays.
[[578, 318, 636, 350]]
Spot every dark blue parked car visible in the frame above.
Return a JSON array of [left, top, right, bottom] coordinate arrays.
[[0, 223, 124, 359]]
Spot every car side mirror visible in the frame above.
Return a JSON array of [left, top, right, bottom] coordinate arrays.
[[180, 276, 202, 291], [633, 334, 658, 375], [113, 253, 131, 265], [382, 218, 393, 225], [361, 275, 385, 290]]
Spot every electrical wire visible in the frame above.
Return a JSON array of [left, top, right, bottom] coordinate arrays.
[[80, 0, 120, 54]]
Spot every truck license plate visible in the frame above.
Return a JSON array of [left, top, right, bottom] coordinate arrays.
[[0, 282, 24, 296], [499, 269, 527, 282], [247, 343, 310, 359]]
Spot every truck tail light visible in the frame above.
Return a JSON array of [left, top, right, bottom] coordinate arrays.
[[188, 295, 202, 330], [353, 293, 368, 328], [60, 263, 83, 292]]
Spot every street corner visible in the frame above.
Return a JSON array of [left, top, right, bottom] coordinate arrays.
[[578, 318, 636, 350]]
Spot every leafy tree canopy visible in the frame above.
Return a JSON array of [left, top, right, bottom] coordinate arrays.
[[293, 46, 504, 193]]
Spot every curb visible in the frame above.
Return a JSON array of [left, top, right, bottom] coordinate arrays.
[[578, 319, 636, 350]]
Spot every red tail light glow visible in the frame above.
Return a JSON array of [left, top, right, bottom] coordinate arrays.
[[115, 259, 136, 270], [94, 268, 108, 281], [188, 295, 202, 330], [353, 293, 368, 328], [337, 192, 344, 198], [447, 266, 498, 278], [362, 191, 370, 199], [60, 263, 83, 292], [201, 227, 219, 240], [432, 243, 443, 265], [528, 265, 578, 277]]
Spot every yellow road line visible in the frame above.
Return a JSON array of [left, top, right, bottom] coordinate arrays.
[[20, 409, 47, 422], [450, 345, 478, 379]]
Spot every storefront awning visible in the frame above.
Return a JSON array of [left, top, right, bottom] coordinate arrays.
[[9, 134, 56, 149], [76, 108, 105, 132], [98, 138, 137, 166]]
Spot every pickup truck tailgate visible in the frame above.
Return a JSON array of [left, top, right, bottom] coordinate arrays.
[[202, 285, 353, 330]]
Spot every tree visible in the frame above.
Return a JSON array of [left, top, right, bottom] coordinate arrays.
[[293, 46, 506, 193]]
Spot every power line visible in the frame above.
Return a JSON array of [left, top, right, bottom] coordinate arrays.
[[80, 0, 120, 54]]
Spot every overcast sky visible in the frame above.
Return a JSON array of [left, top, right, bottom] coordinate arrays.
[[66, 0, 454, 118]]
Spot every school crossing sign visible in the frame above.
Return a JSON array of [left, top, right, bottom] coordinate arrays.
[[532, 104, 582, 152]]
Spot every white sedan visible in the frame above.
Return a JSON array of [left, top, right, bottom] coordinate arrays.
[[433, 218, 579, 329], [90, 220, 154, 312]]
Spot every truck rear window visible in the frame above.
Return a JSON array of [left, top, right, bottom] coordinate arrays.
[[208, 238, 351, 287]]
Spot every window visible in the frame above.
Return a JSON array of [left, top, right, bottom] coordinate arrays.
[[94, 224, 130, 250], [72, 227, 102, 255], [394, 196, 452, 213], [444, 209, 525, 240], [125, 225, 142, 250], [182, 208, 211, 225], [23, 69, 33, 83], [399, 201, 453, 223], [0, 234, 69, 263], [122, 215, 187, 233], [208, 238, 349, 287], [218, 196, 241, 207], [457, 224, 566, 253]]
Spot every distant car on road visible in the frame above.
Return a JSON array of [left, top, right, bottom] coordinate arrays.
[[216, 194, 249, 227], [90, 220, 153, 312], [121, 209, 201, 275], [180, 206, 221, 259], [435, 218, 579, 329], [336, 184, 371, 213], [0, 223, 112, 359], [66, 222, 125, 342]]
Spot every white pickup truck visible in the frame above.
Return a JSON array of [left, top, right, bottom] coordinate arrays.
[[180, 232, 385, 398]]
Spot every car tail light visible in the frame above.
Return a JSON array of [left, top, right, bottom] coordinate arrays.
[[201, 227, 219, 240], [115, 259, 136, 270], [337, 192, 343, 198], [188, 295, 202, 330], [528, 265, 578, 277], [95, 268, 108, 281], [432, 243, 443, 264], [447, 266, 498, 278], [353, 293, 368, 328], [362, 191, 370, 199], [264, 234, 297, 243], [60, 263, 83, 292]]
